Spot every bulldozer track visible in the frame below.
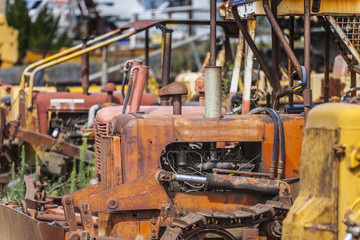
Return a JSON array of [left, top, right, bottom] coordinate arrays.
[[160, 200, 289, 240]]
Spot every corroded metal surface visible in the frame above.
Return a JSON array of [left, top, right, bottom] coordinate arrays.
[[14, 127, 95, 161], [0, 204, 64, 240]]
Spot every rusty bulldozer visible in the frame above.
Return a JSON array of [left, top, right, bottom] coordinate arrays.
[[1, 0, 360, 239]]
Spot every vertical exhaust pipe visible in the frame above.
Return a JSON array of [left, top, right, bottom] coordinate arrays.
[[205, 0, 222, 119], [128, 65, 149, 113], [156, 24, 173, 87]]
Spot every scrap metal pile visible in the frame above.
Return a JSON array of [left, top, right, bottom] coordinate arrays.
[[0, 0, 360, 240]]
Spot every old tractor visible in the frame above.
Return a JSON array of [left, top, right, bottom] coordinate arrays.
[[0, 0, 360, 239]]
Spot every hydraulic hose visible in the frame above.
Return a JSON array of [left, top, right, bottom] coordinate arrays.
[[270, 109, 285, 179], [122, 84, 132, 114], [342, 87, 360, 101], [248, 107, 278, 179], [121, 71, 127, 100]]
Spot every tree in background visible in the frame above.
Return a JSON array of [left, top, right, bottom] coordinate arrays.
[[28, 4, 72, 51], [6, 0, 31, 61], [6, 1, 72, 63]]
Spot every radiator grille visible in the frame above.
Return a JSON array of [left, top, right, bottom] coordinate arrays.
[[94, 119, 108, 180], [335, 16, 360, 52]]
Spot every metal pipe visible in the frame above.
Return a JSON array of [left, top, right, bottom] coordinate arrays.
[[20, 28, 121, 89], [351, 55, 357, 97], [324, 21, 330, 102], [303, 0, 312, 118], [213, 169, 271, 177], [172, 95, 182, 115], [25, 30, 136, 109], [351, 71, 357, 97], [271, 0, 279, 85], [289, 16, 295, 106], [231, 4, 279, 92], [101, 45, 108, 88], [210, 0, 216, 66], [206, 173, 280, 195], [86, 104, 101, 128], [262, 0, 303, 82], [205, 66, 222, 118], [227, 31, 244, 112], [174, 174, 206, 183], [128, 65, 149, 113], [161, 29, 173, 87], [145, 29, 149, 68], [242, 20, 256, 114], [81, 39, 90, 95]]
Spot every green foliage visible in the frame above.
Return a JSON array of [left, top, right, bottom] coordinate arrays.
[[70, 157, 77, 193], [6, 0, 31, 61], [17, 145, 26, 200], [6, 1, 72, 62], [28, 5, 72, 51], [77, 138, 86, 189], [7, 146, 26, 204], [3, 140, 95, 201], [9, 162, 16, 201]]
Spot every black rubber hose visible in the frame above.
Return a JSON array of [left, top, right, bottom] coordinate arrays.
[[122, 84, 132, 114], [121, 72, 127, 100], [342, 87, 360, 101], [268, 109, 285, 179], [248, 107, 278, 179]]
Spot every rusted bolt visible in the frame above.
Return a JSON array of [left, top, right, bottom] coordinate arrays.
[[69, 233, 80, 240], [65, 198, 72, 205], [107, 198, 118, 210], [165, 205, 171, 214], [282, 187, 290, 195], [82, 204, 88, 214]]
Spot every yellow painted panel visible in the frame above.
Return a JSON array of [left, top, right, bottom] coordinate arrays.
[[283, 103, 360, 240], [235, 0, 360, 16]]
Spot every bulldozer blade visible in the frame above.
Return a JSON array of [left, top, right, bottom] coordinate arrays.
[[0, 204, 64, 240]]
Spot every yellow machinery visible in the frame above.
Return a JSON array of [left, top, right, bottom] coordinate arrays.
[[282, 103, 360, 240], [0, 14, 18, 68]]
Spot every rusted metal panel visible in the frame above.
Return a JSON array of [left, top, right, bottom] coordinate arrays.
[[97, 212, 153, 239], [66, 183, 101, 207], [35, 92, 157, 134], [62, 196, 77, 232], [110, 114, 303, 184], [15, 127, 95, 161], [0, 204, 64, 240], [112, 137, 122, 187], [82, 171, 169, 212], [79, 201, 95, 235], [173, 192, 262, 213], [230, 0, 360, 16]]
